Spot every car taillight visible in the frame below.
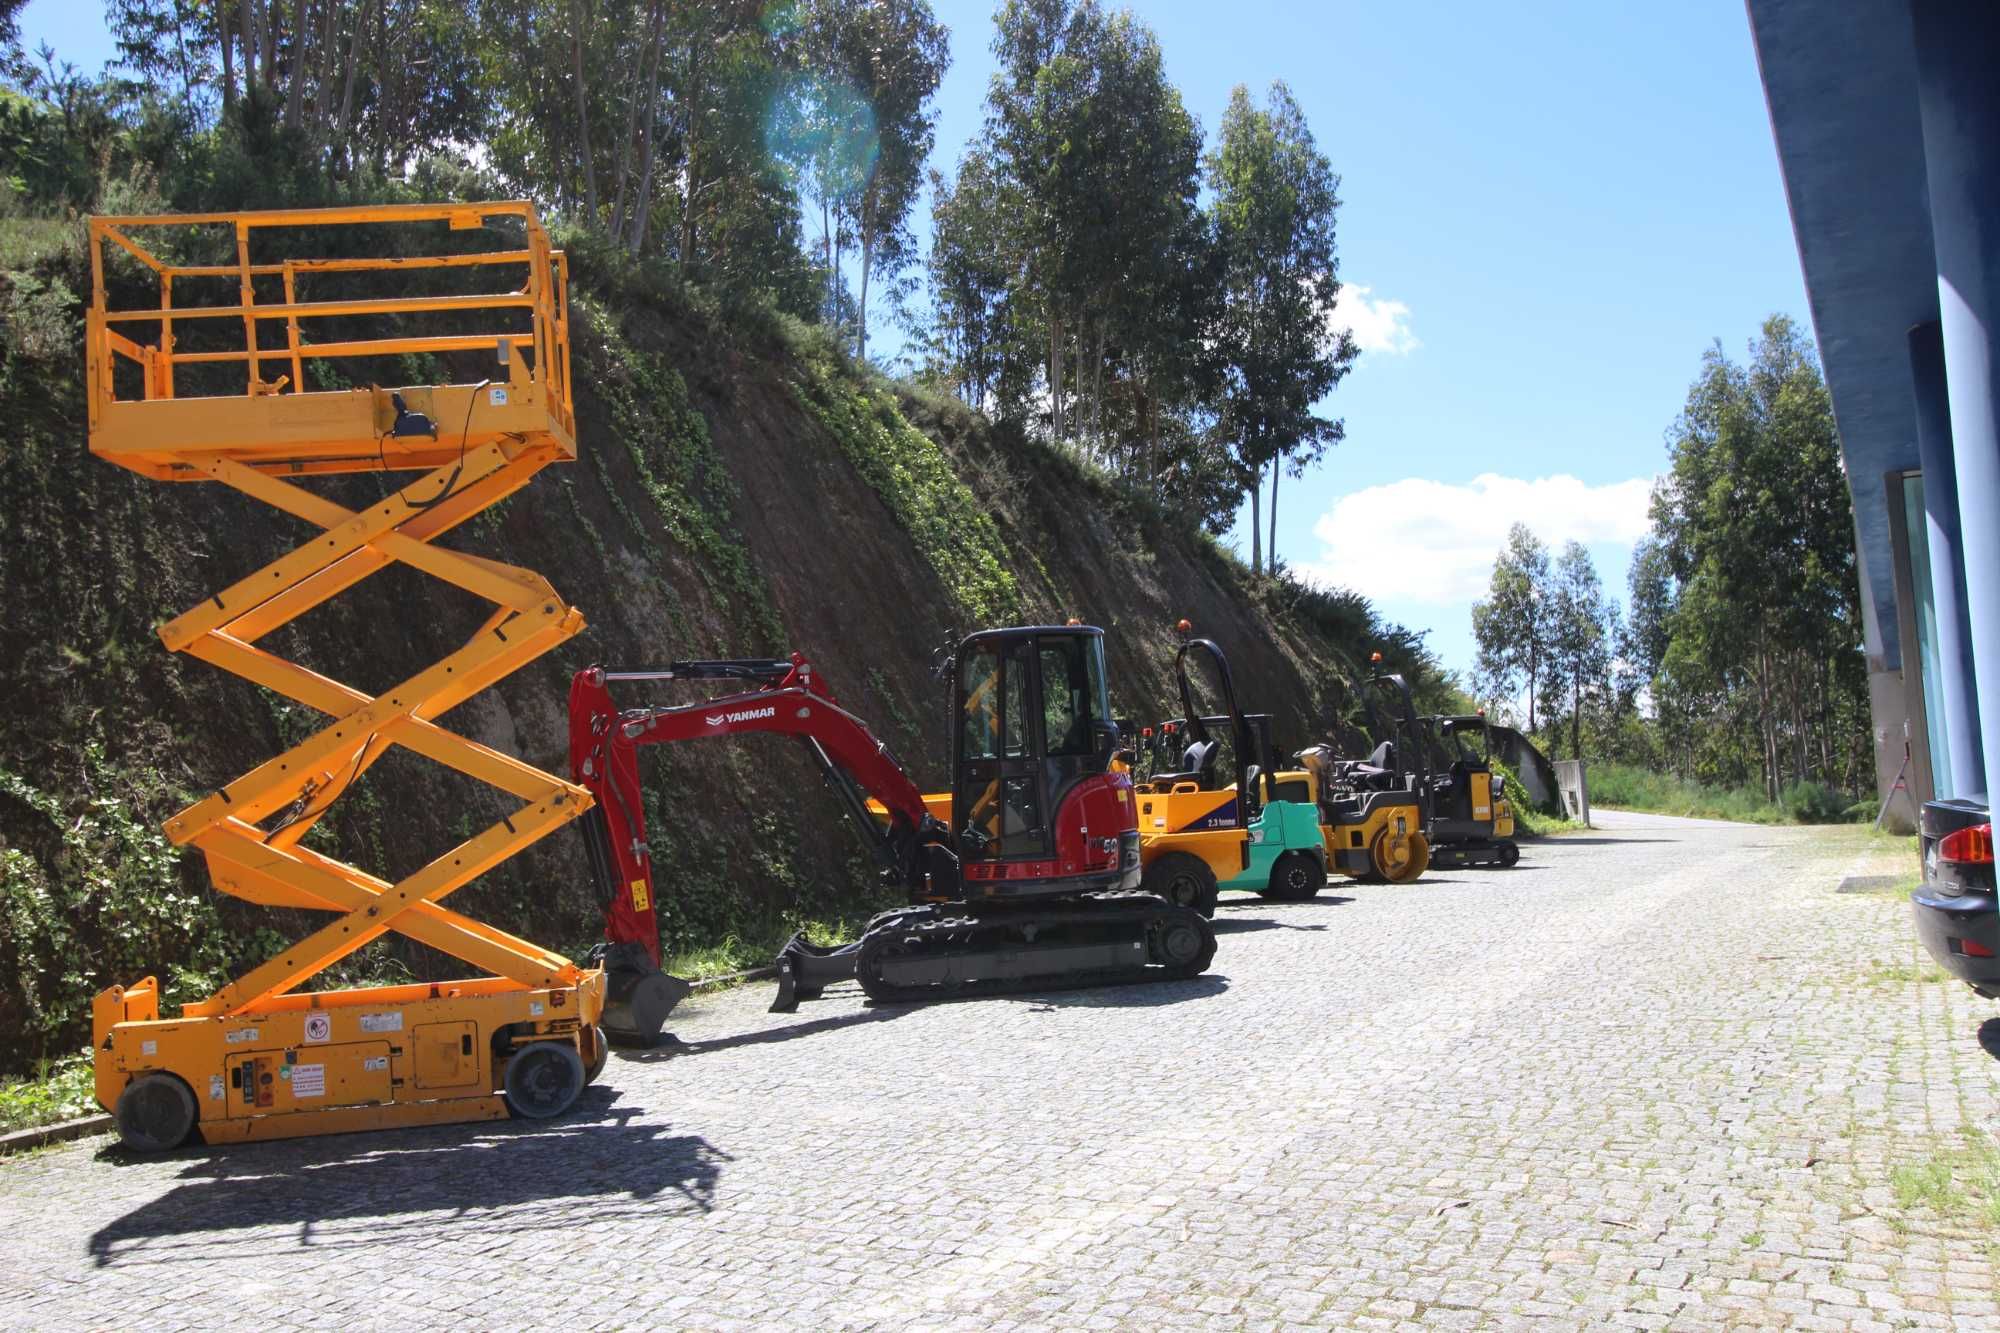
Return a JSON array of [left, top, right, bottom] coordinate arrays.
[[1940, 823, 1994, 865], [1959, 937, 1997, 958]]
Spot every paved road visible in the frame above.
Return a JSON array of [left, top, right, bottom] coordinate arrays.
[[4, 819, 1995, 1330]]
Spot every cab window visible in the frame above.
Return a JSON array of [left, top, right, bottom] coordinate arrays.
[[960, 646, 1002, 761], [1040, 638, 1096, 758]]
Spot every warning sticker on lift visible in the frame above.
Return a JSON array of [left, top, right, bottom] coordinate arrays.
[[224, 1027, 261, 1045], [363, 1056, 388, 1072], [359, 1012, 403, 1034], [290, 1063, 325, 1098], [303, 1012, 331, 1044], [209, 1074, 224, 1101]]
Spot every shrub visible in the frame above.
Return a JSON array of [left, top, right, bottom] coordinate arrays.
[[1780, 779, 1857, 825]]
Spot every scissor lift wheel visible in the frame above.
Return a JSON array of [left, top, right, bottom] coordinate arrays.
[[504, 1042, 586, 1119], [114, 1073, 198, 1152]]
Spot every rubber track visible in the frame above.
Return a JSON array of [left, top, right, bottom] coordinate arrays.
[[854, 895, 1216, 1004]]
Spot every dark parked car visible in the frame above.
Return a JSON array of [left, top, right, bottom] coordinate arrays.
[[1911, 797, 1998, 994]]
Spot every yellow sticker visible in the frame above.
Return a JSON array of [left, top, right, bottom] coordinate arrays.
[[630, 878, 651, 913]]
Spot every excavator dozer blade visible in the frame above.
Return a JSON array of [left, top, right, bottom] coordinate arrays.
[[769, 930, 861, 1013]]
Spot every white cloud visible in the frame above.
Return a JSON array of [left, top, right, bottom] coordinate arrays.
[[1295, 473, 1655, 606], [1328, 284, 1418, 356]]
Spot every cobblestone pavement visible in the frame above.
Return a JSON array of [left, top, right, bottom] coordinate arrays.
[[4, 818, 1997, 1330]]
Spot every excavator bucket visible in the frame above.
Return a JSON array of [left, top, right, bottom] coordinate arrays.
[[593, 941, 690, 1046], [770, 931, 861, 1013]]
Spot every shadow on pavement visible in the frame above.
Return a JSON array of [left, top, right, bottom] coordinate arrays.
[[1977, 1019, 2000, 1062], [621, 1001, 910, 1060], [1012, 975, 1230, 1011], [1536, 837, 1673, 846], [1216, 895, 1356, 911], [1212, 916, 1328, 935], [87, 1087, 724, 1269]]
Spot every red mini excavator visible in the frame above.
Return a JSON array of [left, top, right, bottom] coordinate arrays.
[[567, 625, 1217, 1043]]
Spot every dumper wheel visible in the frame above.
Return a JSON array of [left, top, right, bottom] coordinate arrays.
[[115, 1073, 196, 1153], [1371, 828, 1430, 884], [1141, 852, 1219, 919], [582, 1025, 609, 1086], [1260, 851, 1324, 902], [1497, 840, 1521, 868], [504, 1042, 585, 1120]]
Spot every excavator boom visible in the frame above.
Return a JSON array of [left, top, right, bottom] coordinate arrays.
[[568, 654, 953, 1041]]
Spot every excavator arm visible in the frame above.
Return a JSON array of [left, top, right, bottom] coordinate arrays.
[[567, 653, 954, 1041]]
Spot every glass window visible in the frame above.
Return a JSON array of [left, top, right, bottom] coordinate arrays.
[[1001, 775, 1042, 848], [960, 646, 1002, 761], [1040, 639, 1095, 757], [1003, 640, 1034, 758]]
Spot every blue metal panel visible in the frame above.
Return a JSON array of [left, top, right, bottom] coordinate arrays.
[[1913, 0, 2000, 806], [1909, 321, 1985, 795], [1746, 0, 1940, 669]]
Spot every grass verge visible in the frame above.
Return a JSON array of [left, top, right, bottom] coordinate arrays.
[[1887, 1128, 2000, 1231], [0, 1050, 95, 1133], [1588, 761, 1870, 825]]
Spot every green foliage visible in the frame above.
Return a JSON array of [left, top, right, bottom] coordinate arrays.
[[791, 337, 1019, 622], [1588, 761, 1864, 825], [579, 298, 782, 648], [0, 1049, 95, 1132], [1208, 79, 1351, 574], [1645, 316, 1866, 797], [0, 746, 288, 1061]]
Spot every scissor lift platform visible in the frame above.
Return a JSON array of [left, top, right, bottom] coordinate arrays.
[[84, 203, 607, 1150]]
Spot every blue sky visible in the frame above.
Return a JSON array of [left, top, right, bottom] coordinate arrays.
[[20, 0, 1811, 681], [902, 1, 1811, 681]]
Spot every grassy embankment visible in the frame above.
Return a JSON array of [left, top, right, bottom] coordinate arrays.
[[1588, 760, 1874, 826]]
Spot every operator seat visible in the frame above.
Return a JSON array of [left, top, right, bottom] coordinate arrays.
[[1150, 737, 1218, 788]]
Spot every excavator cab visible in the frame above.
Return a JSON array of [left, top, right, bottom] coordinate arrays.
[[951, 627, 1131, 895]]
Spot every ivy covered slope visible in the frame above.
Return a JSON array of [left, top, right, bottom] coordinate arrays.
[[0, 223, 1435, 1070]]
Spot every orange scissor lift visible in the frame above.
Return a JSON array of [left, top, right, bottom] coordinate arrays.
[[85, 203, 607, 1151]]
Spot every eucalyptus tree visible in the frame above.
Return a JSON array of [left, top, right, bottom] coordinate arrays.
[[1472, 523, 1553, 732], [1206, 80, 1352, 574]]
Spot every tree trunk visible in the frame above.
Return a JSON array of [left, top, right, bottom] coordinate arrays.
[[282, 0, 308, 129], [609, 5, 646, 243], [627, 8, 665, 257], [677, 33, 705, 266], [310, 0, 339, 136], [1092, 315, 1107, 453], [239, 0, 257, 92], [857, 187, 875, 360], [1268, 455, 1280, 572], [1527, 638, 1538, 733], [569, 0, 599, 224], [333, 0, 367, 156], [259, 0, 276, 94], [1048, 310, 1064, 441], [218, 0, 237, 117], [1572, 671, 1583, 758], [1249, 473, 1262, 574]]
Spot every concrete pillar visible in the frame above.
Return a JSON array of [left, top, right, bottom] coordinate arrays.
[[1913, 0, 2000, 807], [1909, 320, 1984, 794]]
